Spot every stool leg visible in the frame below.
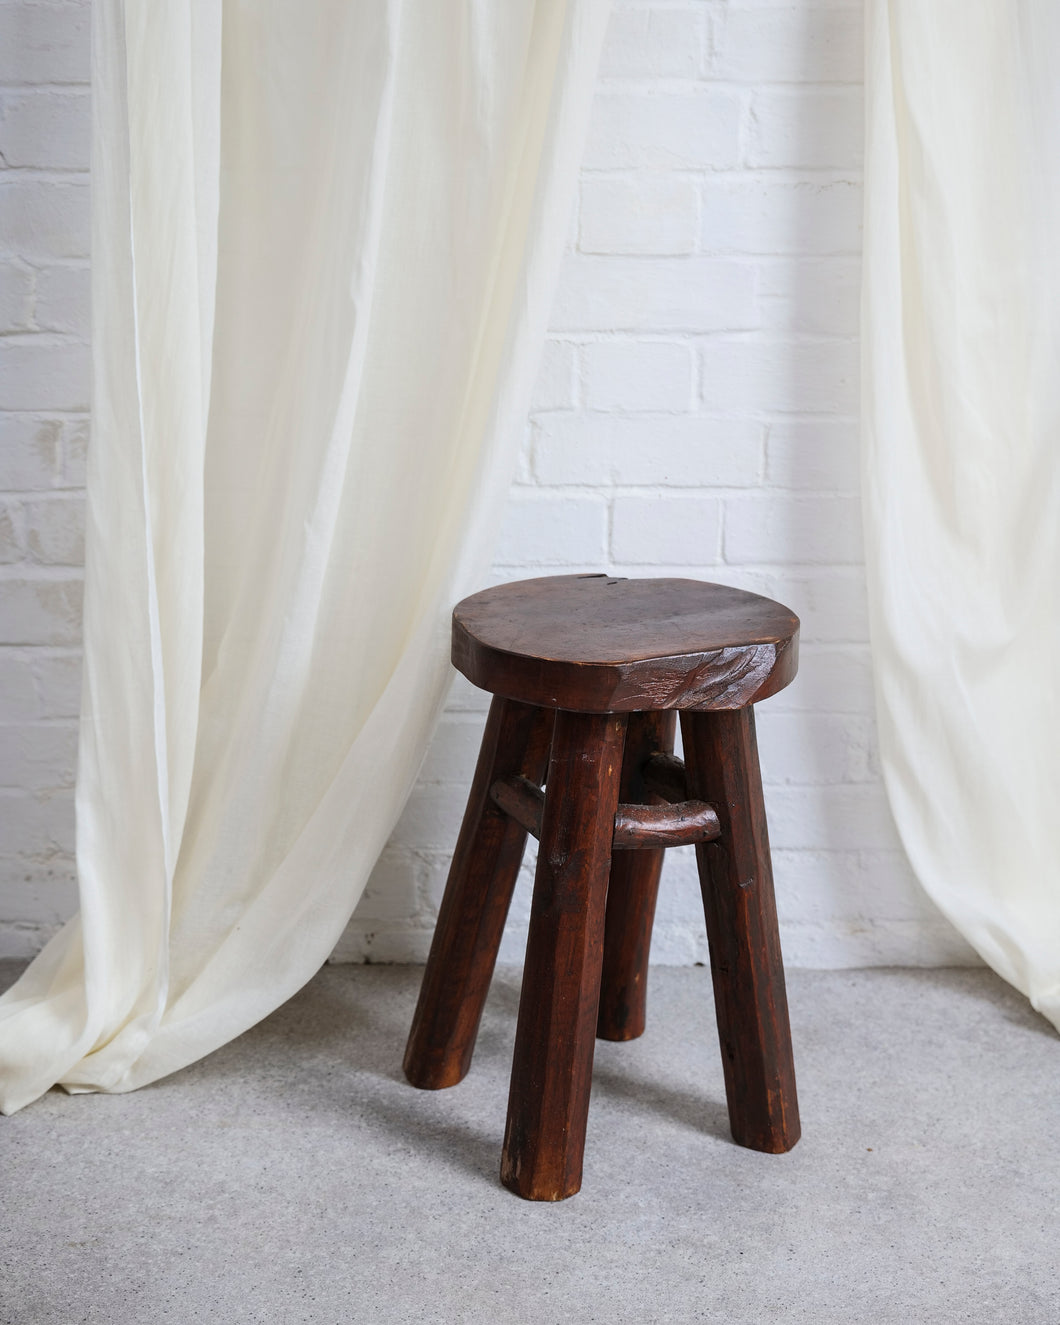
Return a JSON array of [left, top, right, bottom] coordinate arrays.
[[501, 710, 627, 1200], [679, 707, 800, 1153], [404, 697, 554, 1090], [597, 710, 676, 1042]]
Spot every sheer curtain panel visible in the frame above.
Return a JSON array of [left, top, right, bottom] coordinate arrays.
[[0, 0, 611, 1114], [863, 1, 1060, 1028]]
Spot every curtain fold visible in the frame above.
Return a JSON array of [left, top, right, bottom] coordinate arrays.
[[863, 1, 1060, 1028], [0, 0, 611, 1114]]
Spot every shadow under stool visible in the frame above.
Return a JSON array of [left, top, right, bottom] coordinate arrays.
[[403, 574, 801, 1200]]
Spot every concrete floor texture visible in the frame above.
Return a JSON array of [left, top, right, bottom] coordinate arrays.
[[2, 961, 1058, 1324]]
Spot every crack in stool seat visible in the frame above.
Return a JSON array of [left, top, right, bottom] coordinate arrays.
[[403, 574, 801, 1201]]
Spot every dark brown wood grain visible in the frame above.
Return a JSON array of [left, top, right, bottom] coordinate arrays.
[[641, 751, 688, 803], [404, 697, 553, 1090], [597, 711, 676, 1042], [452, 575, 798, 714], [489, 768, 718, 850], [489, 774, 543, 839], [407, 574, 802, 1200], [679, 707, 800, 1153], [500, 710, 627, 1201], [612, 799, 720, 849]]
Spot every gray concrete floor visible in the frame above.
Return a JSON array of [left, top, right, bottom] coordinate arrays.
[[2, 962, 1058, 1324]]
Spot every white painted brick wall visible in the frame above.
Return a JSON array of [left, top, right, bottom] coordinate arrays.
[[0, 0, 978, 971], [0, 0, 90, 955]]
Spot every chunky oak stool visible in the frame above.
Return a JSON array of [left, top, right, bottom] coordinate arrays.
[[404, 574, 801, 1200]]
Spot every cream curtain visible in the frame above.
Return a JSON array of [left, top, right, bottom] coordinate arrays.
[[863, 2, 1060, 1028], [0, 0, 610, 1114]]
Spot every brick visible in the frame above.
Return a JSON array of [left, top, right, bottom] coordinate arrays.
[[30, 649, 81, 717], [9, 876, 79, 930], [0, 179, 90, 259], [411, 850, 455, 920], [0, 720, 77, 789], [747, 88, 863, 169], [21, 493, 84, 564], [579, 176, 698, 256], [770, 849, 864, 924], [725, 0, 864, 9], [607, 562, 771, 588], [756, 257, 861, 335], [529, 339, 577, 412], [532, 415, 763, 488], [778, 916, 977, 968], [856, 850, 944, 922], [712, 7, 863, 84], [0, 787, 75, 857], [765, 418, 859, 491], [653, 845, 703, 917], [700, 176, 861, 255], [33, 262, 90, 336], [0, 650, 36, 720], [511, 422, 533, 486], [755, 710, 874, 785], [610, 494, 721, 565], [550, 256, 757, 333], [0, 3, 91, 84], [0, 415, 63, 489], [0, 500, 22, 562], [0, 90, 90, 169], [764, 783, 902, 851], [0, 337, 90, 410], [390, 783, 473, 852], [0, 872, 77, 935], [582, 339, 693, 412], [443, 670, 491, 714], [723, 493, 863, 566], [0, 574, 83, 644], [772, 848, 939, 930], [0, 261, 34, 331], [699, 336, 859, 414], [765, 568, 870, 644], [769, 643, 874, 713], [329, 924, 435, 965], [61, 414, 88, 486], [498, 863, 536, 958], [584, 91, 744, 171], [647, 923, 709, 966], [353, 850, 421, 923], [494, 492, 608, 566], [598, 8, 705, 80], [0, 925, 47, 959], [417, 714, 486, 785]]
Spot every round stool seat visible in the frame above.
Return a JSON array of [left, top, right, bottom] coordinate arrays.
[[452, 574, 799, 713]]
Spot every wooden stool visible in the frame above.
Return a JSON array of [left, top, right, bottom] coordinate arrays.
[[403, 574, 801, 1200]]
